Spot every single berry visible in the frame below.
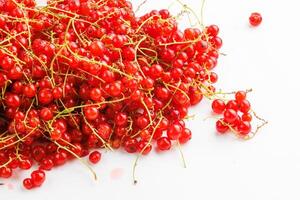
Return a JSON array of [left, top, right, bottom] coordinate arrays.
[[249, 12, 262, 26], [89, 151, 102, 164]]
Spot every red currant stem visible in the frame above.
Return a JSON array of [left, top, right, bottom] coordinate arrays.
[[200, 0, 206, 29], [0, 127, 38, 150], [71, 20, 87, 46], [210, 89, 253, 102], [164, 82, 190, 101], [183, 114, 196, 120], [176, 0, 203, 30], [59, 138, 78, 150], [131, 87, 176, 139], [55, 72, 85, 80], [202, 115, 219, 122], [244, 110, 268, 140], [1, 80, 11, 100], [135, 0, 147, 13], [177, 140, 187, 168], [11, 0, 32, 48], [0, 130, 9, 139], [1, 45, 26, 65], [126, 117, 134, 132], [158, 36, 201, 47], [49, 45, 65, 86], [54, 141, 97, 180], [50, 96, 127, 125], [135, 15, 161, 33], [15, 143, 23, 161], [0, 157, 13, 168], [95, 12, 118, 26], [66, 45, 135, 79], [81, 111, 113, 151], [76, 68, 105, 83], [95, 0, 108, 6], [219, 120, 244, 138], [23, 99, 35, 124], [138, 47, 158, 61], [141, 98, 153, 126], [27, 52, 53, 85], [134, 36, 147, 79], [0, 30, 28, 45], [196, 82, 214, 99], [132, 115, 163, 185]]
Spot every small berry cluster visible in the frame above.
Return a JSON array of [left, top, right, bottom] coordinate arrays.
[[212, 90, 265, 138]]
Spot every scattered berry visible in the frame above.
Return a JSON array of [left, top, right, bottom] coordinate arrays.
[[249, 12, 262, 27]]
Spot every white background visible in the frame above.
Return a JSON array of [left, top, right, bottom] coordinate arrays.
[[2, 0, 300, 199]]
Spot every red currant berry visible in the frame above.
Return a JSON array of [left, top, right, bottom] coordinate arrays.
[[212, 99, 226, 114], [242, 113, 252, 122], [40, 107, 53, 121], [89, 151, 101, 164], [31, 170, 46, 187], [238, 121, 252, 135], [23, 178, 34, 190], [216, 119, 229, 134], [157, 137, 171, 151], [167, 124, 182, 140], [239, 99, 251, 113], [223, 109, 238, 123], [249, 12, 262, 27], [124, 138, 138, 153], [235, 91, 246, 102], [179, 128, 192, 144]]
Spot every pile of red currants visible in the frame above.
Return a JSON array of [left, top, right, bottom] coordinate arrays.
[[0, 0, 265, 189]]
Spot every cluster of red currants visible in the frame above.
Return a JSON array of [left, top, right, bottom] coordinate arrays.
[[0, 0, 265, 189], [212, 91, 253, 136], [0, 0, 224, 188]]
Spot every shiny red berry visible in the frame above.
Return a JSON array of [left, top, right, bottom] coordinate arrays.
[[249, 12, 262, 27]]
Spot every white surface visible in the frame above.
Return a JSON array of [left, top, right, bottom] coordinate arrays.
[[2, 0, 300, 199]]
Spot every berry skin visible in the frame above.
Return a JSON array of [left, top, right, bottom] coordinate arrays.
[[90, 87, 102, 101], [212, 99, 226, 114], [239, 99, 251, 113], [206, 25, 219, 37], [167, 124, 182, 140], [89, 151, 101, 164], [137, 141, 152, 155], [5, 93, 21, 108], [31, 170, 46, 187], [124, 138, 138, 153], [84, 106, 99, 121], [40, 158, 54, 171], [23, 84, 36, 98], [23, 178, 34, 190], [89, 41, 105, 57], [40, 107, 53, 121], [238, 121, 252, 135], [50, 129, 62, 140], [179, 128, 192, 144], [0, 167, 12, 178], [249, 12, 262, 27], [157, 137, 171, 151], [216, 120, 229, 134], [223, 109, 238, 123], [38, 88, 53, 105], [226, 100, 239, 111], [235, 91, 246, 102], [242, 113, 252, 122]]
